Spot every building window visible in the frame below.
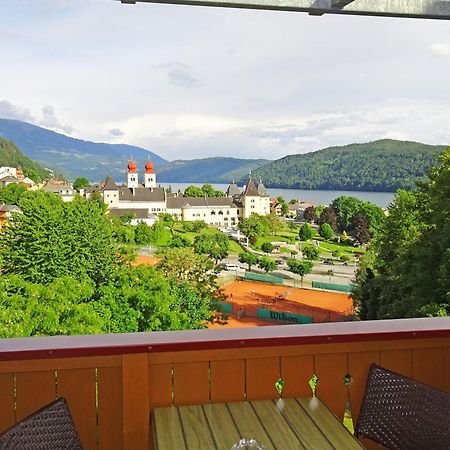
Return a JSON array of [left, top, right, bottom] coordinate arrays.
[[227, 210, 230, 215]]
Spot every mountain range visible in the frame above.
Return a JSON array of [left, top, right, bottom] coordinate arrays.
[[0, 118, 446, 192]]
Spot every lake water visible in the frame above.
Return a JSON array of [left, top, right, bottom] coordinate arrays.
[[160, 182, 395, 208]]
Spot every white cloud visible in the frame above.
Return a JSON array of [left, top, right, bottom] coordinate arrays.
[[430, 42, 450, 56], [40, 105, 74, 134], [0, 100, 35, 122], [109, 128, 125, 137]]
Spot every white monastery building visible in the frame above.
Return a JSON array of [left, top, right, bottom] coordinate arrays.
[[84, 160, 270, 227]]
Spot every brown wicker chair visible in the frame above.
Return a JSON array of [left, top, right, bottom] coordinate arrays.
[[0, 397, 83, 450], [355, 364, 450, 450]]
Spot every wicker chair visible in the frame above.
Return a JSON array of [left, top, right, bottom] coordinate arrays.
[[0, 397, 83, 450], [355, 364, 450, 450]]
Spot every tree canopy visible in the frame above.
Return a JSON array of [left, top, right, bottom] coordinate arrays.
[[0, 191, 117, 286], [353, 148, 450, 319], [184, 184, 224, 197]]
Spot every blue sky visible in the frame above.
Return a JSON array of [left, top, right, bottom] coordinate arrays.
[[1, 0, 450, 161]]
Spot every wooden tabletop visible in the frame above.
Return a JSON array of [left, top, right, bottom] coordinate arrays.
[[152, 397, 364, 450]]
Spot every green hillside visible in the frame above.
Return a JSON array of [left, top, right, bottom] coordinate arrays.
[[0, 138, 50, 181], [156, 157, 270, 183], [249, 139, 446, 192]]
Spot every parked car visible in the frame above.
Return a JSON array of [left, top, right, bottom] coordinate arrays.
[[224, 264, 241, 271]]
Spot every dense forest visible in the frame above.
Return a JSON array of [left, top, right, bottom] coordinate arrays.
[[249, 139, 445, 192], [0, 137, 50, 181]]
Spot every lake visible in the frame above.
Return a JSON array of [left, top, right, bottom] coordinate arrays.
[[160, 182, 395, 208]]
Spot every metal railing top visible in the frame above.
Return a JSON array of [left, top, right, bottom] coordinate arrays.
[[118, 0, 450, 20]]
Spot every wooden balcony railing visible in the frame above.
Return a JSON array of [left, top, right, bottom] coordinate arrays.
[[0, 317, 449, 450]]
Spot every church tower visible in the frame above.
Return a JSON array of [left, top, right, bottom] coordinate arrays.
[[127, 160, 139, 188], [144, 160, 156, 188]]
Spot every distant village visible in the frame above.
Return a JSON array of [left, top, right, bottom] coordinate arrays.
[[0, 161, 315, 229]]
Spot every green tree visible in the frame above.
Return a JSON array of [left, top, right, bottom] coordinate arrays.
[[258, 256, 277, 274], [0, 183, 27, 205], [159, 213, 175, 228], [169, 234, 191, 248], [303, 246, 320, 260], [239, 252, 259, 271], [287, 259, 313, 286], [135, 222, 153, 245], [184, 186, 204, 197], [0, 275, 104, 338], [261, 242, 274, 253], [319, 223, 334, 240], [239, 213, 270, 240], [193, 232, 229, 263], [201, 184, 224, 197], [0, 191, 117, 287], [266, 213, 284, 235], [299, 223, 314, 241], [73, 177, 90, 191], [353, 148, 450, 319]]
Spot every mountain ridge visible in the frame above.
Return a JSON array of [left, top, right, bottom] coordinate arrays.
[[247, 139, 446, 192]]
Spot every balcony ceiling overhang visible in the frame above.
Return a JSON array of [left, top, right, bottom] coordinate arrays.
[[118, 0, 450, 20]]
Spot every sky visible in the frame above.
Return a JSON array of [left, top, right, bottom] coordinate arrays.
[[1, 0, 450, 161]]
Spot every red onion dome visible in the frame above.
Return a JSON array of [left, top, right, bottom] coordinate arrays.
[[145, 161, 154, 173], [127, 160, 137, 173]]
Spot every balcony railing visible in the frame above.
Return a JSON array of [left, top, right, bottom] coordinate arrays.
[[0, 317, 449, 450]]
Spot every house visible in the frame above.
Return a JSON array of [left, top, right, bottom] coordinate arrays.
[[0, 204, 21, 229], [270, 198, 283, 216], [287, 200, 315, 219], [0, 166, 36, 189], [85, 162, 271, 227], [42, 180, 76, 202]]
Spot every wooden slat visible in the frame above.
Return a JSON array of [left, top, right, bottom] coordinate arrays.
[[57, 368, 97, 450], [250, 400, 304, 449], [210, 359, 245, 403], [279, 398, 333, 449], [122, 353, 150, 450], [178, 405, 217, 449], [315, 352, 347, 419], [445, 347, 450, 392], [149, 364, 172, 408], [152, 407, 186, 450], [98, 366, 123, 450], [16, 371, 56, 421], [146, 337, 450, 365], [297, 397, 363, 449], [0, 374, 15, 431], [227, 401, 274, 450], [380, 349, 413, 376], [413, 347, 445, 390], [348, 351, 380, 422], [246, 357, 279, 401], [281, 354, 314, 398], [202, 403, 240, 450], [173, 361, 209, 405]]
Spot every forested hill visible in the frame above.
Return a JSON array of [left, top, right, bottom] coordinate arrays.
[[249, 139, 446, 192], [156, 157, 270, 183], [0, 137, 50, 181]]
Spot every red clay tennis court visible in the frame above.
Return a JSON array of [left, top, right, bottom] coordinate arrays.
[[219, 280, 354, 325]]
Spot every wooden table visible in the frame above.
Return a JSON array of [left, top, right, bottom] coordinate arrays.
[[152, 397, 364, 449]]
